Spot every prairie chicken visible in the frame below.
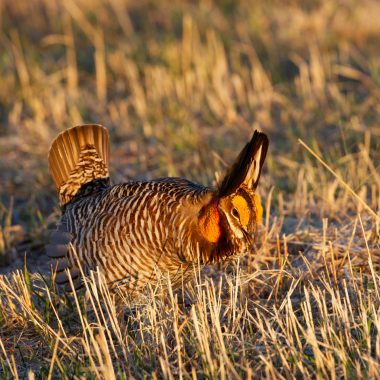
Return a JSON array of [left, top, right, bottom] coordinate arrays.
[[47, 125, 268, 294]]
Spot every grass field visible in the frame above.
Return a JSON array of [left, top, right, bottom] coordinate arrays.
[[2, 0, 380, 378]]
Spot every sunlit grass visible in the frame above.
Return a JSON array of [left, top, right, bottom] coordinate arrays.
[[1, 0, 380, 377]]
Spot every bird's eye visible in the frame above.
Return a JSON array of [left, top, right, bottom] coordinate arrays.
[[232, 207, 240, 219]]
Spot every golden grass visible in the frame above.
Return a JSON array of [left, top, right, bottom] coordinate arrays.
[[1, 0, 380, 377]]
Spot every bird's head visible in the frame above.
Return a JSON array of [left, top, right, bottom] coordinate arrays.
[[197, 130, 269, 262]]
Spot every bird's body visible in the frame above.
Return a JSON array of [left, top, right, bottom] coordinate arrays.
[[47, 125, 268, 294], [60, 179, 212, 291]]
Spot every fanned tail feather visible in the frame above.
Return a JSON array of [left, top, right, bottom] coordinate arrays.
[[48, 124, 110, 205]]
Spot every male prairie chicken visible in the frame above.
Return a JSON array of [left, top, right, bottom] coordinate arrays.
[[47, 124, 268, 294]]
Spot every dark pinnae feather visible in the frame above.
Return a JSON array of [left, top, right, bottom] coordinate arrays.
[[218, 130, 269, 197]]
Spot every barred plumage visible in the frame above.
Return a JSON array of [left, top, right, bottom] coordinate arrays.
[[47, 124, 268, 295]]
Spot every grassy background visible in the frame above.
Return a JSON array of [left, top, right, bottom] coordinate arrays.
[[1, 0, 380, 378]]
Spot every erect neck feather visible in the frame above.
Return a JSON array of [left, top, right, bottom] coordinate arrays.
[[198, 199, 221, 243]]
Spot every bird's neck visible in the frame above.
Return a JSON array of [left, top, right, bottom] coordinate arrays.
[[197, 198, 222, 244]]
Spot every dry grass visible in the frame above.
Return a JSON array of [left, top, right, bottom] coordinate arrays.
[[1, 0, 380, 377]]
